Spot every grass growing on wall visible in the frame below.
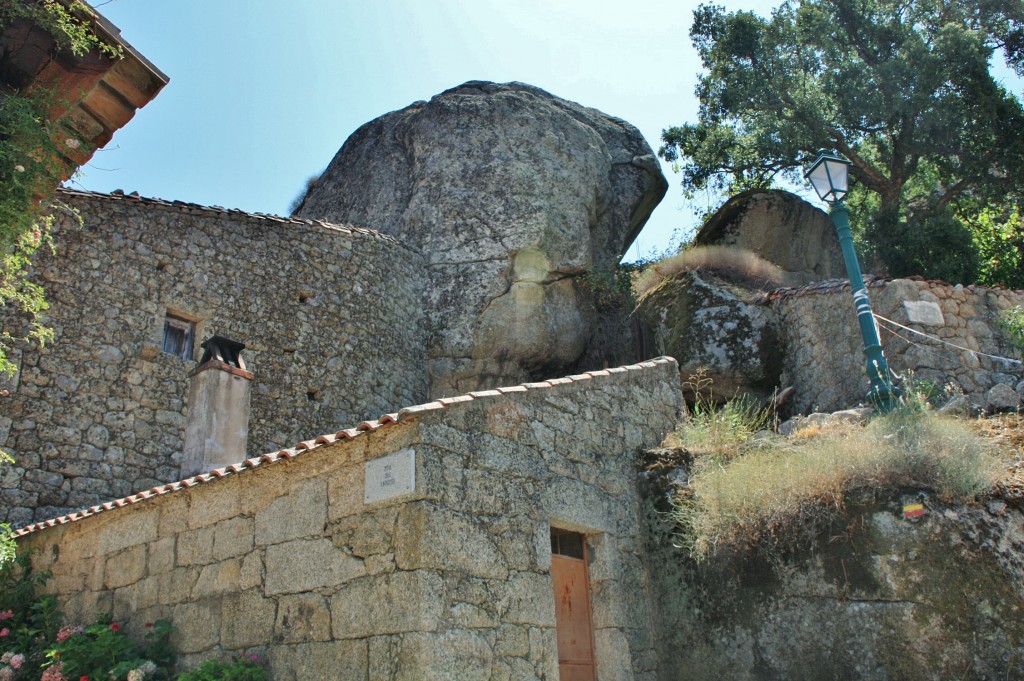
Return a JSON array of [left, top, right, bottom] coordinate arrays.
[[633, 245, 788, 297], [671, 400, 1009, 560]]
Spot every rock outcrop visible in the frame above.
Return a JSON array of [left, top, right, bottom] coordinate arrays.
[[637, 271, 782, 402], [695, 189, 845, 286], [643, 460, 1024, 680], [294, 81, 667, 395]]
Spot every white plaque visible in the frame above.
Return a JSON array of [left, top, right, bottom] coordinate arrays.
[[364, 448, 416, 503], [903, 300, 944, 326]]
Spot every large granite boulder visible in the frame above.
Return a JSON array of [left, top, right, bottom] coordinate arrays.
[[295, 81, 666, 395], [636, 270, 782, 402], [695, 190, 845, 285]]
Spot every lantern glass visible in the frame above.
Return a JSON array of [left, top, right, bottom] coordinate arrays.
[[805, 152, 850, 203]]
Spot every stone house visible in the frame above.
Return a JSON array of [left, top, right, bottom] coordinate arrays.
[[16, 357, 682, 681]]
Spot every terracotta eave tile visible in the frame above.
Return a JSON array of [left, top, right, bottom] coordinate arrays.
[[467, 389, 503, 398], [14, 357, 679, 537]]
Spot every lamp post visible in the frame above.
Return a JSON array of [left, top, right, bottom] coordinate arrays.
[[805, 151, 901, 412]]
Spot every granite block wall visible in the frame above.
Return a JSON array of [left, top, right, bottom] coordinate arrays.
[[773, 278, 1024, 413], [16, 358, 683, 681], [0, 190, 428, 525]]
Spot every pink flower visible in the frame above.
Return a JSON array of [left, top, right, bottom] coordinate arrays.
[[9, 654, 23, 669], [0, 667, 14, 681], [0, 611, 12, 621], [40, 662, 66, 681], [0, 629, 8, 638], [56, 625, 84, 642]]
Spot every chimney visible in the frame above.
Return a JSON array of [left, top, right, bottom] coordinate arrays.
[[180, 335, 253, 477]]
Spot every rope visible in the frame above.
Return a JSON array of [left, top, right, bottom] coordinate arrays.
[[872, 313, 1023, 367]]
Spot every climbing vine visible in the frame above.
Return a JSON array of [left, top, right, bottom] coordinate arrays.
[[0, 1, 116, 377]]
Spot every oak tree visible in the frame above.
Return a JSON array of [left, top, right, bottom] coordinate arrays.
[[661, 0, 1024, 284]]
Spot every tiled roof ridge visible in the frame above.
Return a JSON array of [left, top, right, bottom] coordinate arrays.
[[766, 275, 887, 302], [14, 356, 678, 537], [767, 275, 1024, 302], [56, 188, 416, 252]]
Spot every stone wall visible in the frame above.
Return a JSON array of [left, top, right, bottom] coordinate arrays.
[[773, 278, 1024, 413], [16, 358, 682, 680], [641, 472, 1024, 679], [1, 189, 427, 525]]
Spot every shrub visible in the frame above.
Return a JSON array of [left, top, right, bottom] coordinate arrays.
[[578, 264, 639, 311], [46, 617, 175, 681], [0, 545, 252, 681], [176, 657, 268, 681], [672, 403, 1006, 560], [668, 372, 774, 460], [634, 245, 787, 297], [999, 306, 1024, 358]]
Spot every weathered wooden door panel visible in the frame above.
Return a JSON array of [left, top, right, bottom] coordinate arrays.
[[551, 529, 596, 681]]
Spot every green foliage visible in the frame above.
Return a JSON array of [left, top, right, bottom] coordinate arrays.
[[662, 0, 1024, 284], [176, 657, 268, 681], [669, 371, 774, 459], [0, 545, 250, 681], [0, 549, 61, 675], [972, 207, 1024, 289], [0, 1, 120, 59], [47, 616, 175, 681], [999, 306, 1024, 357], [578, 264, 639, 311], [0, 447, 13, 565], [0, 89, 62, 377], [0, 526, 13, 567], [0, 0, 117, 377]]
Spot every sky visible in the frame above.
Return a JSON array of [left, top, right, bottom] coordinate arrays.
[[74, 0, 780, 262], [76, 0, 1024, 263]]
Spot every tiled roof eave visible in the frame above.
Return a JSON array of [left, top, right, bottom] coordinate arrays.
[[14, 357, 678, 537]]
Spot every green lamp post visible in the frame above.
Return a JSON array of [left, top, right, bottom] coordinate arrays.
[[805, 151, 902, 412]]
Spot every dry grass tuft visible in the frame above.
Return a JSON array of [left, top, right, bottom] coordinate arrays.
[[672, 406, 1010, 560], [634, 245, 788, 297]]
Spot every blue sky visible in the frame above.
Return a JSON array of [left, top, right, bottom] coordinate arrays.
[[77, 1, 1022, 262], [76, 0, 780, 261]]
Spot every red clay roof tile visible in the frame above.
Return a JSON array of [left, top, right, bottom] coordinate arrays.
[[14, 357, 678, 537]]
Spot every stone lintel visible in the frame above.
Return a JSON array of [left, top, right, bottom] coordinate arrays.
[[189, 359, 255, 381]]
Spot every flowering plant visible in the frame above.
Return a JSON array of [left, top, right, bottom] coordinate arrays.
[[175, 656, 267, 681], [46, 617, 174, 681]]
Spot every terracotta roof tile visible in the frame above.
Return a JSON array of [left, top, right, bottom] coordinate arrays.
[[14, 357, 678, 537], [397, 403, 443, 419], [437, 396, 473, 406], [467, 389, 503, 399]]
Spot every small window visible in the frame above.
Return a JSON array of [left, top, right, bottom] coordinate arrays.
[[550, 527, 585, 559], [162, 314, 195, 360]]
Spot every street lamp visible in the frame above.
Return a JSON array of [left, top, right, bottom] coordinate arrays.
[[805, 151, 901, 412]]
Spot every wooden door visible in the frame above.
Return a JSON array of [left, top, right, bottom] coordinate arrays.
[[551, 529, 596, 681]]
